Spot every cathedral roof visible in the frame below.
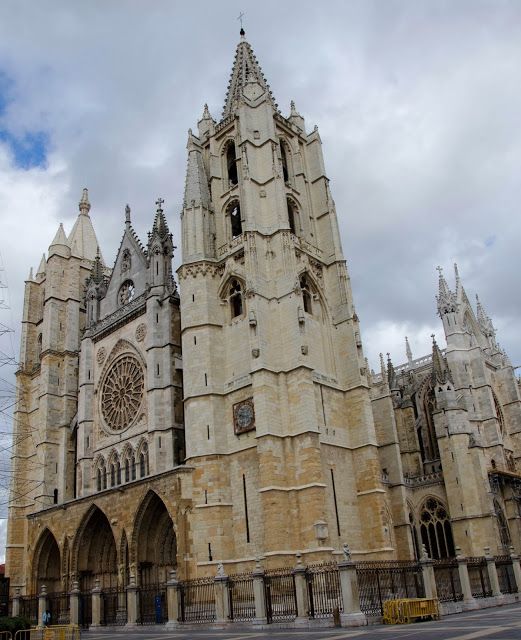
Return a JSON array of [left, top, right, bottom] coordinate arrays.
[[68, 188, 104, 263], [222, 30, 277, 118]]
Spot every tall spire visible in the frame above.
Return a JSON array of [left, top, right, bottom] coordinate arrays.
[[68, 188, 103, 262], [405, 336, 413, 364], [151, 197, 170, 239], [222, 34, 277, 118]]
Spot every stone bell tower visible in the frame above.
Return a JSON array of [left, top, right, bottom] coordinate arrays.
[[178, 30, 392, 571]]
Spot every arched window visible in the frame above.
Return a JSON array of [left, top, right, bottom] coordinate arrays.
[[140, 454, 146, 478], [131, 453, 136, 480], [229, 202, 242, 238], [110, 463, 116, 487], [97, 468, 102, 492], [300, 274, 312, 315], [280, 142, 289, 183], [418, 497, 455, 559], [229, 279, 243, 319], [53, 488, 58, 504], [226, 141, 238, 186], [494, 499, 511, 550], [37, 333, 42, 361], [492, 391, 505, 434], [287, 199, 297, 235], [125, 458, 130, 483], [116, 460, 121, 485]]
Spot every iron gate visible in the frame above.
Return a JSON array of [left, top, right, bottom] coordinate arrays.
[[356, 561, 424, 617], [138, 584, 166, 624], [180, 577, 216, 623], [306, 562, 343, 619], [78, 591, 92, 628], [433, 559, 463, 602], [467, 557, 492, 598], [228, 573, 255, 622], [47, 591, 70, 624], [495, 556, 517, 594], [102, 587, 127, 625], [264, 567, 297, 623]]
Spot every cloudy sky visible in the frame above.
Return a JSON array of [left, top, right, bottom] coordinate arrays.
[[0, 1, 520, 557]]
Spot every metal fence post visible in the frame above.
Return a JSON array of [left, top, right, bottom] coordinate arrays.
[[293, 553, 309, 626], [12, 587, 21, 618], [91, 579, 101, 627], [165, 570, 181, 629], [69, 580, 80, 625], [38, 584, 47, 628], [509, 546, 521, 594], [484, 547, 501, 597], [420, 547, 438, 600], [214, 564, 230, 626], [252, 558, 267, 625], [125, 575, 139, 626], [456, 547, 477, 610]]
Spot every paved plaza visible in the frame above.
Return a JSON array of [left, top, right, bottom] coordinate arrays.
[[84, 603, 521, 640]]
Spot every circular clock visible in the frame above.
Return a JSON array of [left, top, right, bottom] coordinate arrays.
[[234, 399, 255, 434]]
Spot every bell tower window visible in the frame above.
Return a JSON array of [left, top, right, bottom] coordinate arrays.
[[229, 202, 243, 238], [287, 199, 297, 235], [230, 279, 243, 319], [281, 142, 289, 183], [226, 141, 238, 187], [300, 274, 312, 314]]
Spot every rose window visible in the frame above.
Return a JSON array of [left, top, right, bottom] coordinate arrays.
[[101, 355, 144, 431]]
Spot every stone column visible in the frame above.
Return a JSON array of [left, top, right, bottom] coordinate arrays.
[[509, 546, 521, 594], [11, 587, 21, 618], [252, 558, 267, 625], [125, 576, 139, 627], [456, 547, 477, 610], [338, 560, 366, 627], [165, 570, 181, 630], [69, 580, 80, 626], [420, 547, 438, 600], [214, 564, 230, 627], [484, 547, 501, 597], [91, 579, 102, 628], [38, 584, 47, 628], [292, 553, 309, 627]]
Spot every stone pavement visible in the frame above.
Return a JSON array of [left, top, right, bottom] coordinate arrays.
[[84, 602, 521, 639]]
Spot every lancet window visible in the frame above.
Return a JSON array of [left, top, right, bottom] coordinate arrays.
[[418, 497, 455, 559], [96, 458, 107, 492], [229, 279, 243, 319], [228, 201, 243, 238], [281, 142, 290, 183], [139, 442, 149, 478], [492, 391, 505, 434], [494, 499, 511, 549], [287, 199, 298, 235], [300, 274, 313, 315], [226, 140, 238, 187]]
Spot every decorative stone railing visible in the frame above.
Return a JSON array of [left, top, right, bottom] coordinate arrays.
[[403, 471, 444, 487], [217, 234, 244, 257], [86, 293, 147, 339]]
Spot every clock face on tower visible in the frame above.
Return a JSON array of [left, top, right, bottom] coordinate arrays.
[[233, 398, 255, 435]]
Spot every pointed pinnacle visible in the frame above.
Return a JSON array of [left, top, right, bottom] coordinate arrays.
[[125, 204, 131, 226], [79, 188, 91, 214], [405, 336, 413, 363]]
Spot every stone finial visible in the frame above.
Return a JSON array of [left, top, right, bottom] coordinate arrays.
[[40, 584, 47, 595], [342, 542, 351, 561], [255, 556, 263, 570], [421, 544, 430, 560], [216, 562, 225, 578], [125, 204, 131, 225], [483, 546, 491, 558], [379, 353, 386, 380], [169, 569, 177, 582], [15, 587, 21, 597], [295, 551, 303, 568], [79, 188, 91, 214]]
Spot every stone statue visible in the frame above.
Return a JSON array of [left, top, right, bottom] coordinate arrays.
[[342, 542, 351, 561], [216, 562, 225, 578]]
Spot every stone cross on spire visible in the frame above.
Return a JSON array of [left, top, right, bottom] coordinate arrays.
[[155, 197, 164, 213], [79, 188, 91, 214]]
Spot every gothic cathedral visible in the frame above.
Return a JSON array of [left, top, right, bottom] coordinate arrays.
[[6, 32, 521, 598]]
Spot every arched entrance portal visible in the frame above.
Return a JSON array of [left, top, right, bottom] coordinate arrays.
[[75, 507, 118, 591], [33, 529, 61, 594], [134, 492, 176, 586]]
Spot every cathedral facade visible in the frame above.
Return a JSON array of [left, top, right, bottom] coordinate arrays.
[[6, 33, 521, 598]]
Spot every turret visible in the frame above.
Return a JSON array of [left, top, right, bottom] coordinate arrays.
[[147, 198, 176, 294]]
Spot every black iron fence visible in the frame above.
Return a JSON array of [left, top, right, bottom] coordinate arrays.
[[467, 557, 492, 599], [79, 591, 92, 628], [19, 596, 38, 626], [264, 567, 297, 623], [138, 584, 166, 625], [47, 591, 70, 624], [306, 562, 343, 619], [495, 556, 517, 595], [433, 558, 463, 602], [102, 587, 127, 625], [356, 561, 424, 617], [180, 577, 216, 624], [228, 573, 255, 622]]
